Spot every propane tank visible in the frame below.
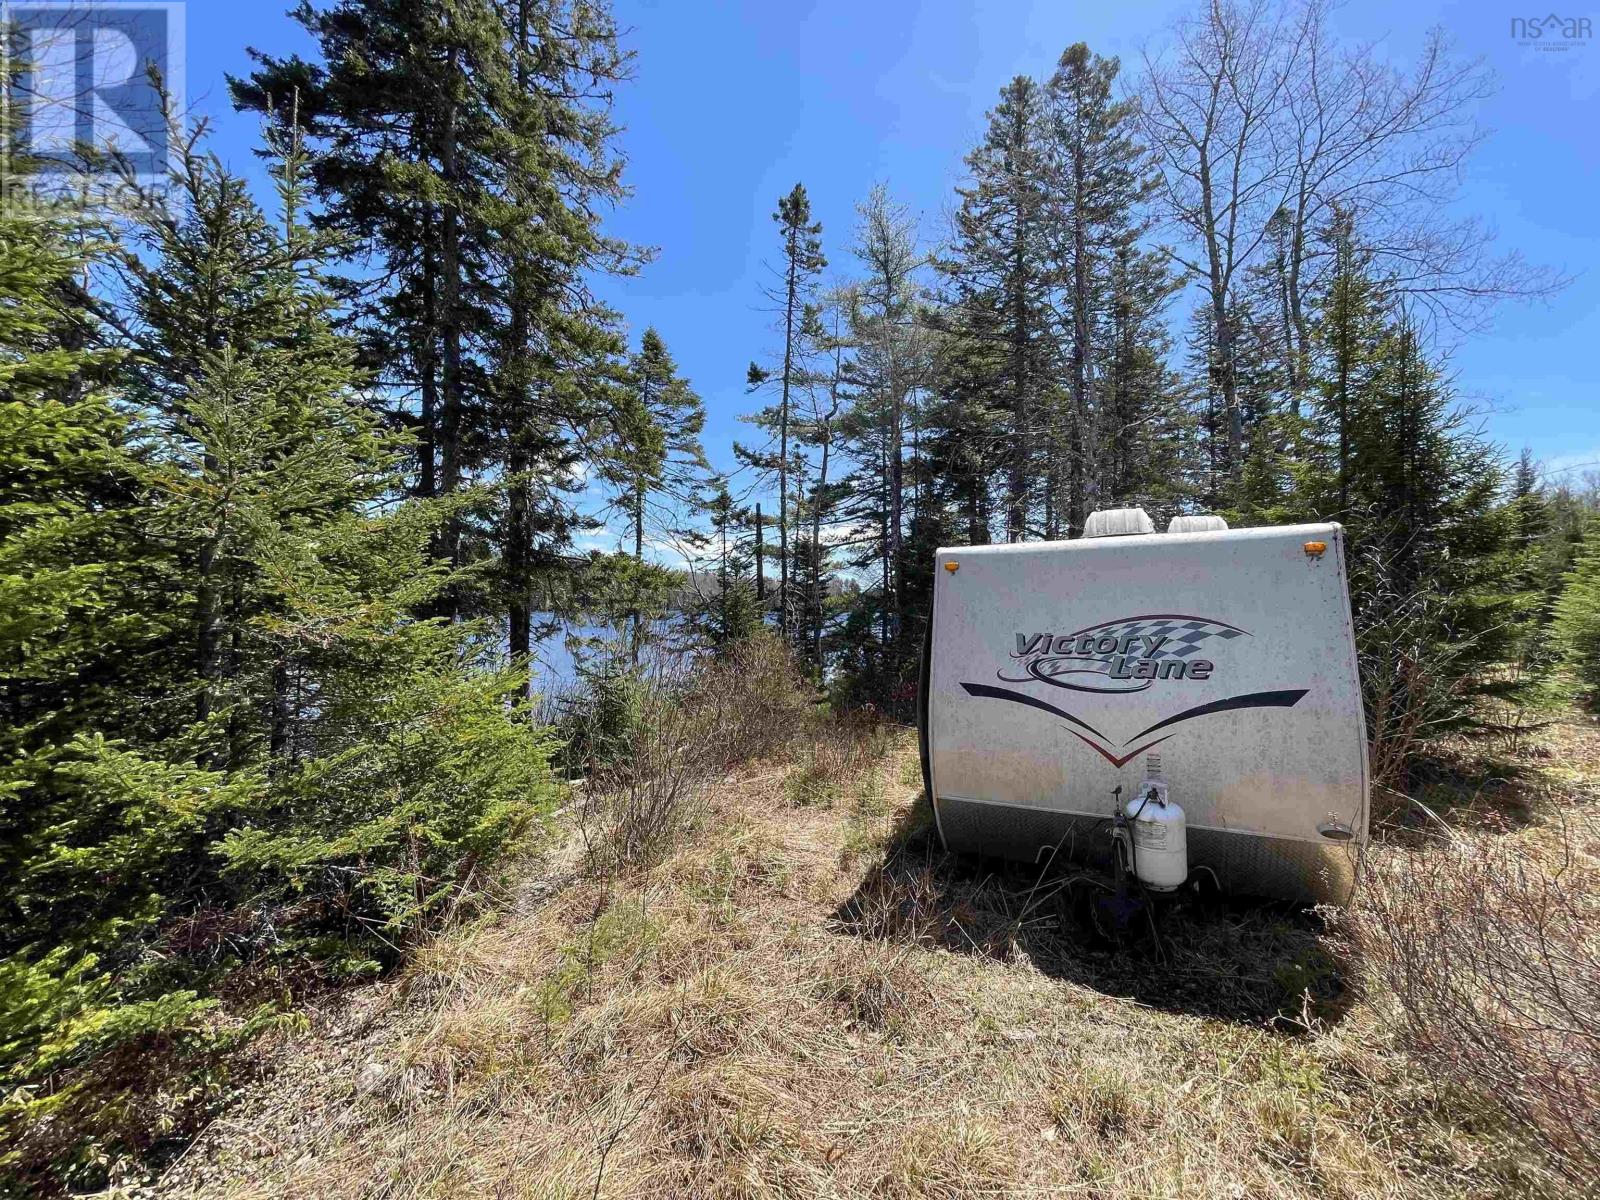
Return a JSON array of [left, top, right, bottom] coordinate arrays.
[[1124, 778, 1187, 891]]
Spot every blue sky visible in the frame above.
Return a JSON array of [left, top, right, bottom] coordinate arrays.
[[174, 0, 1598, 550]]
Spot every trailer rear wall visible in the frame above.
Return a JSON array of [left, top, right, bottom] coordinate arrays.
[[921, 522, 1368, 903]]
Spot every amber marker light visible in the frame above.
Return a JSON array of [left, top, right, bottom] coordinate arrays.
[[1303, 541, 1327, 558], [944, 561, 960, 573]]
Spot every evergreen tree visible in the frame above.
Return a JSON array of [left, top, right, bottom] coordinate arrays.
[[1099, 243, 1183, 519], [1553, 518, 1600, 698], [850, 188, 925, 661], [233, 0, 506, 523], [234, 0, 639, 649], [0, 215, 143, 765], [685, 487, 762, 650], [1, 133, 558, 1190], [1297, 246, 1515, 773], [482, 0, 637, 673], [923, 295, 1005, 544], [601, 329, 705, 660], [1315, 212, 1388, 521], [794, 298, 851, 674], [1502, 449, 1562, 687], [1042, 43, 1159, 534], [1180, 306, 1228, 510], [0, 209, 185, 1192], [941, 76, 1054, 542], [620, 330, 706, 560], [741, 184, 825, 644]]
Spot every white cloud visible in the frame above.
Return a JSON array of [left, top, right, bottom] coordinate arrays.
[[572, 528, 622, 552], [641, 533, 694, 570]]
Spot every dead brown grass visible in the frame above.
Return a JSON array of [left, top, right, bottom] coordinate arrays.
[[783, 710, 893, 809], [150, 718, 1600, 1200]]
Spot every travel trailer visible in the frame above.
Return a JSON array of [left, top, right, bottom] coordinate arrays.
[[918, 510, 1368, 904]]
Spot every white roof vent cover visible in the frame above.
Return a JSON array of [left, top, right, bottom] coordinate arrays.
[[1168, 514, 1230, 534], [1083, 507, 1155, 538]]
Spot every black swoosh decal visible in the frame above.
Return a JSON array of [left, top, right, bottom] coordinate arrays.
[[959, 682, 1111, 743], [998, 657, 1153, 694], [1124, 689, 1310, 744]]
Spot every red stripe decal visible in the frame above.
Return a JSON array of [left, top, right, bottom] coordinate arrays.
[[1068, 733, 1173, 768]]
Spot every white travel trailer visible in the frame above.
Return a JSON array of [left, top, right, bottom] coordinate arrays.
[[918, 512, 1368, 904]]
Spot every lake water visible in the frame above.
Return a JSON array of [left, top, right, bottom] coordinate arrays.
[[526, 616, 680, 693]]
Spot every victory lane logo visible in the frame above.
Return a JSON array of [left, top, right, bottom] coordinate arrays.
[[956, 613, 1307, 767], [1000, 613, 1247, 693]]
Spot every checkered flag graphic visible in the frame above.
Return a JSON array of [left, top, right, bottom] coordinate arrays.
[[1069, 616, 1247, 661]]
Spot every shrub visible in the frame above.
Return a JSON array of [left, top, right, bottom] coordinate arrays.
[[579, 656, 713, 874], [576, 633, 812, 874], [1339, 836, 1600, 1190], [687, 630, 814, 768]]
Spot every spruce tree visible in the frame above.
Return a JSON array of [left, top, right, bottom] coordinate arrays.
[[1100, 242, 1182, 518], [1043, 43, 1159, 533], [1297, 243, 1514, 771], [923, 294, 1006, 543], [1316, 213, 1388, 521], [848, 187, 925, 667], [941, 75, 1054, 542], [0, 210, 186, 1186], [1500, 449, 1563, 690], [114, 119, 555, 988], [1553, 519, 1600, 698], [794, 298, 851, 674], [742, 185, 825, 643], [232, 0, 506, 520], [234, 0, 640, 647], [483, 0, 637, 673], [686, 487, 762, 649], [2, 130, 558, 1190], [616, 330, 706, 561]]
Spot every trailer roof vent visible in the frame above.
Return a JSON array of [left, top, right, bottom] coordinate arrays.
[[1083, 507, 1155, 538], [1168, 514, 1230, 534]]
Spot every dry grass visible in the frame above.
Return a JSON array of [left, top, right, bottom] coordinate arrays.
[[783, 712, 893, 809], [149, 717, 1600, 1200]]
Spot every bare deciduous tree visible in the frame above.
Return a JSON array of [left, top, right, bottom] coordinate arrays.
[[1140, 0, 1564, 467], [1140, 0, 1295, 478]]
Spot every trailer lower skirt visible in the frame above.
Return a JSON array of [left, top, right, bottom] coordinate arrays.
[[934, 796, 1359, 906]]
